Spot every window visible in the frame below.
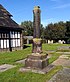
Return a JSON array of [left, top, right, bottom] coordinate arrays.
[[18, 32, 20, 38], [4, 40, 6, 48], [13, 32, 15, 38], [15, 39, 18, 47], [10, 31, 13, 38], [15, 32, 17, 38], [7, 40, 9, 48], [1, 40, 3, 48], [17, 39, 20, 46], [10, 31, 21, 48], [12, 39, 15, 47]]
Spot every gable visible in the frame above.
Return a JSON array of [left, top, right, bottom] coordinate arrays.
[[0, 4, 23, 30]]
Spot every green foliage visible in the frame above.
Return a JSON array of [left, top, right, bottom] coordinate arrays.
[[44, 21, 70, 43], [66, 21, 70, 38], [67, 38, 70, 44], [21, 21, 33, 36], [20, 20, 44, 38], [20, 20, 70, 43], [45, 21, 66, 40]]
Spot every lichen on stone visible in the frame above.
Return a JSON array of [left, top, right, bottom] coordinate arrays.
[[33, 38, 42, 44]]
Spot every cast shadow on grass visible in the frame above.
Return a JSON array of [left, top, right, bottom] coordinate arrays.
[[23, 45, 31, 49]]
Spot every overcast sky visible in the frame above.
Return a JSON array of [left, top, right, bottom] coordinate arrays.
[[0, 0, 70, 26]]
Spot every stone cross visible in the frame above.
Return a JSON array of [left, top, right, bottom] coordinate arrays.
[[32, 6, 42, 53], [25, 6, 48, 69]]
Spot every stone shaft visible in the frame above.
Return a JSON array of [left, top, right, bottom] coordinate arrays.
[[25, 6, 49, 70], [32, 6, 42, 53], [33, 6, 41, 38]]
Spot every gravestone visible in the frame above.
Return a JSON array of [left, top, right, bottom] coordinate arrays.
[[49, 67, 70, 82], [25, 6, 49, 69], [0, 64, 16, 72]]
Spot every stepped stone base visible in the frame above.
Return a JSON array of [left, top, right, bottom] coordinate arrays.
[[20, 64, 54, 74], [25, 53, 49, 69]]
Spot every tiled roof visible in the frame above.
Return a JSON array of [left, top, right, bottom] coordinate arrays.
[[0, 4, 12, 17], [0, 4, 23, 29]]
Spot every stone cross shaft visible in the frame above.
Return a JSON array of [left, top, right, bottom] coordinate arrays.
[[32, 6, 42, 53], [25, 6, 48, 69]]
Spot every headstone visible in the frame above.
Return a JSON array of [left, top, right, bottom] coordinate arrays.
[[49, 68, 70, 82], [0, 64, 16, 72], [48, 40, 53, 44]]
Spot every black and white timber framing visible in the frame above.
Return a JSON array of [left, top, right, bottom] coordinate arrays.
[[0, 4, 23, 51]]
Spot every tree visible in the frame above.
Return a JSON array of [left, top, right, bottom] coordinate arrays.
[[40, 24, 45, 39], [44, 21, 66, 40], [66, 21, 70, 38], [66, 21, 70, 43], [57, 21, 66, 39], [44, 23, 54, 39], [21, 21, 33, 36], [20, 21, 45, 37]]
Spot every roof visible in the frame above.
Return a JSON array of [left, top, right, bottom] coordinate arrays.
[[0, 4, 23, 30]]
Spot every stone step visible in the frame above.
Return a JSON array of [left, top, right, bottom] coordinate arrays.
[[19, 64, 55, 74]]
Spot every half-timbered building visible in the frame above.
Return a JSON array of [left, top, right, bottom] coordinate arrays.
[[0, 4, 23, 51]]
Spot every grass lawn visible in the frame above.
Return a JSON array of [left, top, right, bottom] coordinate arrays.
[[0, 43, 70, 82]]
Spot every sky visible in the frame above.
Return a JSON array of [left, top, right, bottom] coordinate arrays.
[[0, 0, 70, 26]]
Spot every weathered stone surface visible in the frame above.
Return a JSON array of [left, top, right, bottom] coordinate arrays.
[[48, 67, 70, 82], [0, 64, 16, 72], [52, 55, 70, 66], [58, 46, 70, 50], [33, 6, 41, 38], [32, 38, 42, 53], [25, 6, 49, 70], [20, 64, 55, 74], [56, 52, 70, 54], [25, 54, 49, 69], [16, 59, 26, 64], [27, 53, 48, 60], [32, 6, 42, 53]]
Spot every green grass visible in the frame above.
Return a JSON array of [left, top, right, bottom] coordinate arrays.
[[0, 45, 32, 65], [42, 43, 70, 51], [0, 65, 62, 82], [49, 53, 61, 64], [0, 43, 70, 82]]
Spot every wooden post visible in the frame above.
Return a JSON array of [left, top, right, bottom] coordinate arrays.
[[20, 31, 23, 49]]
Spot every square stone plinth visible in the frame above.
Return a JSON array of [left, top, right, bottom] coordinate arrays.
[[25, 53, 49, 69]]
